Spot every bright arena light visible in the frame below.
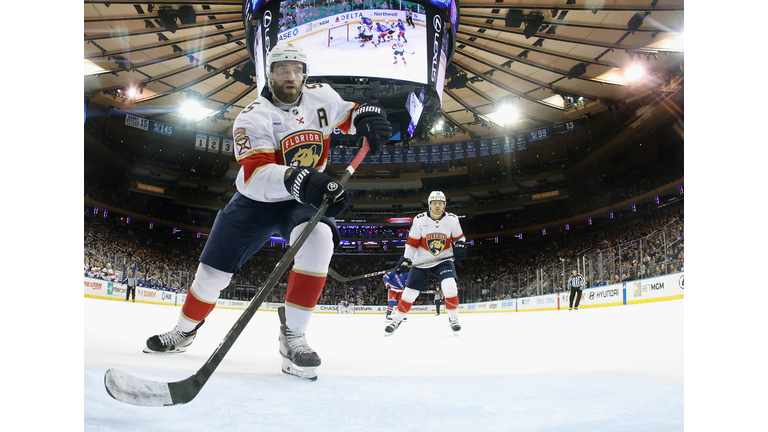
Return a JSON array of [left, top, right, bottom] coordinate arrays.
[[84, 59, 108, 76], [180, 101, 215, 120], [486, 104, 519, 126], [624, 65, 646, 82]]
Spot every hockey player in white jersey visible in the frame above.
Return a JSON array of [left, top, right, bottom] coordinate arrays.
[[384, 191, 467, 336], [143, 43, 392, 381], [358, 24, 375, 48]]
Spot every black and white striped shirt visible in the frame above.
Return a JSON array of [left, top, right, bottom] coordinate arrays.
[[567, 273, 585, 289]]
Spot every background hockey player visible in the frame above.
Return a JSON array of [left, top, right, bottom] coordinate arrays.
[[392, 42, 412, 65], [385, 191, 467, 336], [382, 268, 409, 322], [358, 24, 375, 48], [143, 43, 391, 381], [396, 19, 408, 43], [376, 22, 390, 45], [387, 20, 397, 40], [362, 16, 374, 34]]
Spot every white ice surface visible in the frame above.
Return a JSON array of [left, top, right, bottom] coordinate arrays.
[[84, 299, 683, 431]]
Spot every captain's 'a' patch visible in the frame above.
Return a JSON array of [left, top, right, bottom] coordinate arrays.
[[426, 233, 448, 256], [281, 130, 324, 169]]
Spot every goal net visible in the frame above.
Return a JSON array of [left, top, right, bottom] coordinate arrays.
[[337, 302, 355, 314], [328, 24, 349, 47]]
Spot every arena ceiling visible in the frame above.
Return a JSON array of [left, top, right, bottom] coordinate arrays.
[[84, 0, 684, 142]]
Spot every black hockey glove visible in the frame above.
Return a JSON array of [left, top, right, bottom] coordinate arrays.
[[284, 167, 351, 218], [352, 103, 391, 155], [395, 256, 412, 275], [453, 240, 467, 262]]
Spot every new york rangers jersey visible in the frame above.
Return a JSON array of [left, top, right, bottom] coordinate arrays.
[[232, 85, 356, 203], [383, 270, 408, 292], [404, 212, 465, 268]]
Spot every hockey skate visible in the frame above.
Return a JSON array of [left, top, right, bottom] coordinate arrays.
[[384, 319, 402, 336], [278, 306, 321, 381], [449, 317, 461, 336], [385, 315, 393, 322], [143, 320, 205, 354]]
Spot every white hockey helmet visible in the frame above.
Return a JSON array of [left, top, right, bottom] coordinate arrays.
[[428, 191, 446, 204], [266, 43, 308, 80]]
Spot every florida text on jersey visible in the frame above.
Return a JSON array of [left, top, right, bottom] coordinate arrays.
[[232, 84, 356, 203], [404, 212, 465, 268]]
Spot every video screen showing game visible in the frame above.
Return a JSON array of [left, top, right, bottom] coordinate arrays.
[[266, 1, 428, 85]]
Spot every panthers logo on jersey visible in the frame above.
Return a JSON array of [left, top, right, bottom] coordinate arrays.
[[426, 233, 448, 256], [281, 130, 324, 168]]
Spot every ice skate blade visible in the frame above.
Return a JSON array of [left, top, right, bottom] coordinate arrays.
[[142, 346, 187, 354], [281, 358, 318, 381]]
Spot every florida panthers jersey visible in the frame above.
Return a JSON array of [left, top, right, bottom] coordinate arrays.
[[232, 84, 356, 203], [404, 212, 465, 268]]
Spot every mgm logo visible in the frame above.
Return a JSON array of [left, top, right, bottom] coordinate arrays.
[[632, 282, 642, 297]]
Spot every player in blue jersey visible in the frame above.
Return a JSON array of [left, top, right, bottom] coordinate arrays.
[[383, 269, 408, 322], [376, 22, 390, 45], [396, 20, 408, 43]]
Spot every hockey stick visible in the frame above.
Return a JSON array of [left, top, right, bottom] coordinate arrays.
[[104, 140, 371, 407], [327, 255, 454, 282]]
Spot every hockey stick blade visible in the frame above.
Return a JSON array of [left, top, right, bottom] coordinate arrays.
[[103, 140, 371, 407], [328, 255, 454, 282], [104, 368, 175, 407]]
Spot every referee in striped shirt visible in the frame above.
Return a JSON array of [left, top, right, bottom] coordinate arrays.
[[568, 269, 586, 310]]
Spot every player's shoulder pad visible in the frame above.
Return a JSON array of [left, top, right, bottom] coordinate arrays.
[[414, 212, 427, 219], [445, 212, 458, 218]]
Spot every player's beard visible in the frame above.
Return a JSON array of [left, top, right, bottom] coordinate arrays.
[[271, 78, 302, 105]]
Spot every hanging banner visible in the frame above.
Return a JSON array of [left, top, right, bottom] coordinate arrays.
[[151, 121, 174, 136], [418, 146, 429, 163], [441, 143, 452, 161], [125, 114, 149, 131], [330, 148, 343, 165], [381, 147, 393, 164], [479, 139, 490, 157], [195, 133, 208, 151], [454, 142, 464, 160], [222, 137, 233, 156], [405, 147, 416, 163], [527, 127, 551, 143], [208, 136, 221, 153], [490, 138, 501, 155], [430, 145, 441, 162], [504, 136, 515, 154], [465, 141, 477, 158], [369, 151, 381, 165], [343, 148, 355, 164], [514, 133, 527, 152]]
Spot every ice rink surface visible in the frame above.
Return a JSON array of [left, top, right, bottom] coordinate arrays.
[[300, 26, 428, 84], [84, 298, 683, 431]]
